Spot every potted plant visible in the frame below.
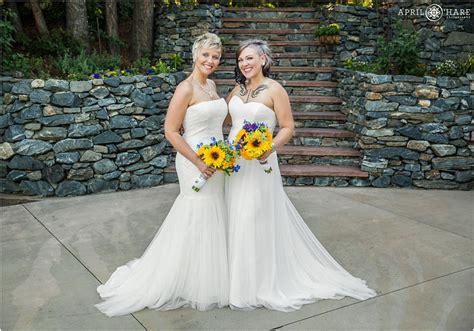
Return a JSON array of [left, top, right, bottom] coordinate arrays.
[[315, 23, 340, 44]]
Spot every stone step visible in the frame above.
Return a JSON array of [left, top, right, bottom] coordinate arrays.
[[290, 96, 342, 104], [219, 28, 315, 35], [223, 127, 353, 138], [279, 164, 368, 178], [163, 164, 367, 180], [222, 52, 334, 59], [292, 111, 346, 120], [277, 145, 360, 157], [225, 40, 321, 46], [222, 17, 318, 23], [214, 79, 338, 88], [217, 66, 335, 73], [224, 7, 316, 12]]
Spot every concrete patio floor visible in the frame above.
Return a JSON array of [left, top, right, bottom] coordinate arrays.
[[1, 184, 473, 331]]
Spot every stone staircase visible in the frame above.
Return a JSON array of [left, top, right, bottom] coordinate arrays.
[[165, 6, 369, 186]]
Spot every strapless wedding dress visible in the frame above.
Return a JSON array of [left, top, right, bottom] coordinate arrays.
[[96, 98, 229, 316], [225, 95, 377, 312]]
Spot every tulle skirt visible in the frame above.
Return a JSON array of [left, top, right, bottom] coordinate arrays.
[[225, 153, 377, 312], [96, 153, 229, 317]]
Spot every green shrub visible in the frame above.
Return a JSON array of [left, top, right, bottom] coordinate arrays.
[[435, 55, 474, 77], [375, 22, 420, 75], [315, 23, 340, 37]]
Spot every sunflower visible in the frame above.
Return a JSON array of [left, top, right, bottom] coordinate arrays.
[[234, 129, 247, 146], [203, 146, 225, 168], [197, 145, 208, 157]]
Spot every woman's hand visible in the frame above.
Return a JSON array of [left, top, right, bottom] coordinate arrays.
[[196, 160, 216, 179], [257, 150, 272, 163]]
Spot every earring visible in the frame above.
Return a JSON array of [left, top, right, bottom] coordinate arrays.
[[262, 62, 265, 66]]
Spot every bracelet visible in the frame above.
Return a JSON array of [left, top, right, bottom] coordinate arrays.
[[271, 143, 276, 154]]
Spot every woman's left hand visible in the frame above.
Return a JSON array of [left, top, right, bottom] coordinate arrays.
[[257, 150, 272, 163]]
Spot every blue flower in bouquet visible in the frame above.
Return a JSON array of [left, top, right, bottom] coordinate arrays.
[[233, 164, 241, 173]]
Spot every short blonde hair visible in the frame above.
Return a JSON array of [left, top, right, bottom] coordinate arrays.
[[192, 33, 223, 63]]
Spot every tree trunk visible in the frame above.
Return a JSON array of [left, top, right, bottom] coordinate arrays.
[[66, 0, 89, 49], [29, 0, 48, 35], [130, 0, 154, 62], [6, 0, 23, 33], [105, 0, 120, 55]]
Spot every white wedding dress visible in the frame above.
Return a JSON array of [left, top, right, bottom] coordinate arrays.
[[225, 96, 377, 312], [96, 98, 229, 317]]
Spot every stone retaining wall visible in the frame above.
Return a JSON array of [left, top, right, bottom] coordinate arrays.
[[330, 3, 473, 71], [0, 73, 185, 196], [154, 4, 222, 65], [336, 68, 473, 190]]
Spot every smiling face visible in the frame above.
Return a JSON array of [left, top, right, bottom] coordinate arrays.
[[194, 47, 221, 76], [237, 45, 266, 80]]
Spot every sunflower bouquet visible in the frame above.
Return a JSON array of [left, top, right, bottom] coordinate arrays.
[[233, 120, 274, 174], [192, 137, 240, 192]]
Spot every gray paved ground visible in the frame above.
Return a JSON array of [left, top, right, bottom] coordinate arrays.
[[1, 185, 473, 331]]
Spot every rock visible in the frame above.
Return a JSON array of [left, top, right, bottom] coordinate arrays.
[[131, 89, 153, 108], [42, 105, 63, 116], [407, 140, 430, 151], [0, 142, 15, 160], [24, 123, 41, 131], [0, 114, 13, 129], [421, 133, 449, 144], [8, 155, 44, 170], [110, 115, 137, 129], [104, 76, 121, 87], [19, 180, 54, 196], [372, 175, 391, 187], [444, 31, 474, 46], [68, 124, 102, 138], [93, 159, 117, 174], [70, 81, 93, 92], [44, 79, 69, 92], [432, 157, 474, 170], [140, 115, 163, 130], [30, 90, 52, 104], [131, 128, 147, 138], [455, 170, 472, 183], [37, 114, 75, 126], [414, 85, 439, 99], [103, 170, 121, 180], [420, 123, 448, 133], [90, 86, 110, 99], [437, 77, 462, 88], [448, 126, 463, 139], [95, 109, 109, 120], [404, 163, 421, 172], [80, 150, 102, 162], [361, 128, 394, 137], [31, 79, 45, 88], [431, 144, 456, 156], [385, 95, 417, 105], [134, 166, 153, 176], [131, 174, 163, 188], [365, 100, 398, 112], [51, 92, 81, 107], [67, 167, 94, 180], [116, 139, 146, 150], [56, 180, 87, 196], [20, 104, 42, 119], [366, 147, 419, 160], [149, 155, 168, 168], [139, 141, 167, 161], [35, 127, 68, 141], [42, 164, 65, 183], [115, 152, 141, 166], [455, 114, 472, 125], [392, 175, 412, 187], [6, 170, 27, 182], [110, 84, 134, 96], [14, 139, 52, 156], [295, 177, 314, 185], [12, 81, 33, 94], [86, 178, 119, 194], [5, 125, 26, 142], [93, 131, 123, 144], [413, 180, 459, 189], [369, 74, 392, 84], [53, 138, 93, 153], [56, 152, 80, 164]]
